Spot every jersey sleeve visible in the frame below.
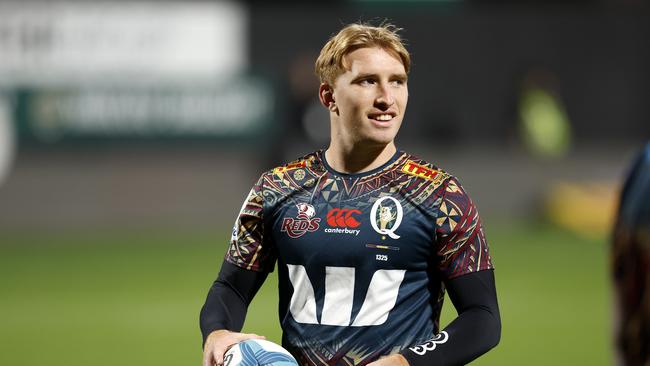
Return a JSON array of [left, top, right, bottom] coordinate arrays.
[[224, 174, 277, 272], [435, 177, 493, 279]]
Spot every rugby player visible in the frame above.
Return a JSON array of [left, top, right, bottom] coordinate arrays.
[[201, 22, 501, 366], [613, 142, 650, 366]]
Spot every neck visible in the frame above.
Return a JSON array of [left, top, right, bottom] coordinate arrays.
[[325, 142, 397, 174]]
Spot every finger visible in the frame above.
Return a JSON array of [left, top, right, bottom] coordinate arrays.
[[237, 333, 265, 341], [202, 348, 214, 366], [213, 347, 226, 366]]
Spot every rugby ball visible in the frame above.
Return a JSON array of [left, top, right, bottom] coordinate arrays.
[[224, 339, 298, 366]]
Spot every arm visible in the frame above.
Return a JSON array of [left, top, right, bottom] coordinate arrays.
[[400, 269, 501, 366], [200, 175, 275, 365], [381, 176, 499, 366], [612, 142, 650, 365], [200, 260, 269, 343], [200, 260, 269, 366]]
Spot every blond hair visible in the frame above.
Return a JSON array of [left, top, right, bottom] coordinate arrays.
[[315, 22, 410, 85]]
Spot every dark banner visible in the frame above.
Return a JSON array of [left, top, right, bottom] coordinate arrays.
[[12, 76, 277, 144]]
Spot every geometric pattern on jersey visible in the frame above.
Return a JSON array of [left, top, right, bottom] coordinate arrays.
[[225, 150, 493, 366]]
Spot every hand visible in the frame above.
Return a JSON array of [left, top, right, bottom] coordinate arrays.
[[202, 329, 265, 366], [367, 354, 410, 366]]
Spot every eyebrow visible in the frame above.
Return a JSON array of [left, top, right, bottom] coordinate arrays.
[[352, 73, 408, 81]]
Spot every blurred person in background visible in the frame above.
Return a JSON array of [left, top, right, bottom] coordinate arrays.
[[613, 142, 650, 366], [201, 22, 500, 366]]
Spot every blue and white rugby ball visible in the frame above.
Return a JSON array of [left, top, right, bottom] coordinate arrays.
[[224, 339, 298, 366]]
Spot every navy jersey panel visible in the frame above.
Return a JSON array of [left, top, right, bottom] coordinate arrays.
[[225, 150, 493, 365]]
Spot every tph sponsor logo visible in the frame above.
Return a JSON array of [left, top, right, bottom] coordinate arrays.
[[324, 208, 361, 236], [401, 160, 446, 183], [281, 203, 320, 238]]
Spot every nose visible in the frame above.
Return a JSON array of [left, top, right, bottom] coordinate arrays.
[[375, 83, 395, 110]]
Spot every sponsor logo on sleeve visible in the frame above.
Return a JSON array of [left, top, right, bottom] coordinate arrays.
[[281, 203, 320, 238], [402, 160, 448, 183], [230, 223, 238, 242], [409, 331, 449, 356], [324, 208, 361, 236], [274, 160, 307, 174]]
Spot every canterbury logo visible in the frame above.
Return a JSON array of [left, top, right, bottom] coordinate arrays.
[[326, 208, 361, 228], [409, 331, 449, 355]]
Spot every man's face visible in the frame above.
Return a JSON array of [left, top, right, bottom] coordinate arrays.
[[328, 47, 408, 147]]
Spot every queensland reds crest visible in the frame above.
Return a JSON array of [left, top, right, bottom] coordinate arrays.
[[370, 196, 403, 239], [296, 203, 315, 219], [281, 203, 320, 238]]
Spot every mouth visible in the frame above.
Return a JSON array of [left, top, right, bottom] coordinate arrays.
[[368, 112, 397, 123]]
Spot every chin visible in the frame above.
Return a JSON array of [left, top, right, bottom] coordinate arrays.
[[359, 134, 398, 147]]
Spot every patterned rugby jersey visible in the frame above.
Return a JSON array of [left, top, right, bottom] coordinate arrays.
[[225, 150, 493, 366]]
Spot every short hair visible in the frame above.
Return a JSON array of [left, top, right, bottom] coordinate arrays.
[[315, 22, 411, 85]]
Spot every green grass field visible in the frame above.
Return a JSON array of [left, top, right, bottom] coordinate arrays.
[[0, 221, 610, 365]]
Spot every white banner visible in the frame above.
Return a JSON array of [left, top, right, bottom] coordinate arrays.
[[0, 1, 247, 85]]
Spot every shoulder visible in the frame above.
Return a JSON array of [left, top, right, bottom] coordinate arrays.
[[399, 152, 454, 187], [256, 151, 325, 189], [622, 142, 650, 195], [397, 152, 478, 208], [641, 142, 650, 166], [268, 151, 322, 175], [262, 150, 322, 176], [620, 142, 650, 208]]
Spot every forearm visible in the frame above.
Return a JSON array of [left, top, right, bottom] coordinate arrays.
[[199, 260, 269, 346], [200, 279, 248, 343], [402, 306, 500, 365], [400, 270, 501, 366]]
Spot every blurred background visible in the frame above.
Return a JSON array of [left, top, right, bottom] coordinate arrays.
[[0, 0, 648, 365]]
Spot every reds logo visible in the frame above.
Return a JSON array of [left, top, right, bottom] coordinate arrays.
[[326, 208, 361, 228], [296, 203, 316, 219], [281, 203, 320, 238]]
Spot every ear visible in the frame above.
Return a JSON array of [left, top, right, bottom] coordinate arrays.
[[318, 83, 337, 112]]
